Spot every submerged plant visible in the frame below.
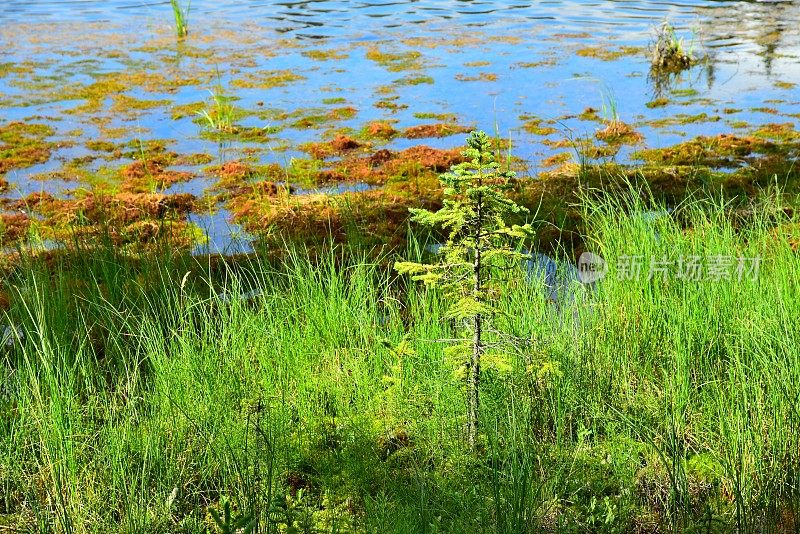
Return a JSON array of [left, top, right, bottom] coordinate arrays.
[[395, 130, 533, 449], [170, 0, 191, 38]]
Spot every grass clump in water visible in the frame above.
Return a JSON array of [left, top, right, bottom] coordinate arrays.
[[196, 77, 239, 133], [170, 0, 191, 38], [651, 21, 699, 72]]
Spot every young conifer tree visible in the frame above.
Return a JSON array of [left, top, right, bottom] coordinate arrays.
[[395, 130, 532, 449]]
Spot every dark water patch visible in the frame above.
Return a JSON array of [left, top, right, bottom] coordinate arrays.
[[188, 207, 254, 255]]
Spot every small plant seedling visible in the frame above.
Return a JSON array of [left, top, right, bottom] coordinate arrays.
[[395, 130, 533, 449]]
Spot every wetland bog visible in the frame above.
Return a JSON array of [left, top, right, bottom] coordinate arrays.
[[1, 1, 800, 532]]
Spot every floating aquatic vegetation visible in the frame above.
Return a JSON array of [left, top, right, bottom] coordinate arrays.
[[650, 22, 699, 72], [774, 81, 797, 90], [752, 123, 800, 142], [300, 135, 364, 160], [645, 112, 721, 128], [521, 116, 558, 136], [595, 121, 643, 145], [513, 57, 559, 69], [402, 123, 471, 139], [645, 97, 671, 108], [230, 69, 305, 90], [365, 47, 424, 72], [302, 49, 349, 61], [576, 45, 642, 61], [110, 94, 172, 116], [413, 112, 457, 122], [577, 107, 602, 122], [0, 122, 55, 177], [395, 74, 434, 86], [454, 72, 498, 82], [632, 133, 800, 178], [85, 140, 120, 153], [361, 121, 399, 140], [120, 159, 194, 193], [751, 107, 780, 115], [374, 97, 408, 112], [199, 125, 280, 143], [542, 152, 573, 168]]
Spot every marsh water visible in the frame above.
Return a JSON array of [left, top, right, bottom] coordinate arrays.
[[0, 0, 798, 252]]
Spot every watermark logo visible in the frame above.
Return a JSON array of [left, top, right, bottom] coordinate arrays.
[[576, 252, 761, 283], [578, 252, 608, 283], [616, 254, 761, 282]]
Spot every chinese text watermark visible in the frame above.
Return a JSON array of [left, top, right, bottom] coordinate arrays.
[[578, 252, 761, 283]]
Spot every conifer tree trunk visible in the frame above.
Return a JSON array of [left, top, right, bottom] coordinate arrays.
[[467, 191, 483, 449]]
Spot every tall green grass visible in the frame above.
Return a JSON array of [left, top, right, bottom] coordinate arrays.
[[1, 192, 799, 531], [170, 0, 190, 38]]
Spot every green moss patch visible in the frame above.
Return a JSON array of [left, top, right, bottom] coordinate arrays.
[[0, 122, 56, 176]]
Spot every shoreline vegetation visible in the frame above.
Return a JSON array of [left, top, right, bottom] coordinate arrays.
[[2, 149, 800, 530]]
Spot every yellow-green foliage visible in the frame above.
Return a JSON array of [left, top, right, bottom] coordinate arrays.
[[396, 130, 533, 448]]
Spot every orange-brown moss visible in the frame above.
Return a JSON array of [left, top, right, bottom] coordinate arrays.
[[6, 189, 201, 251], [403, 123, 471, 139], [301, 135, 364, 159], [362, 121, 399, 140], [120, 159, 194, 192], [207, 160, 283, 192], [595, 121, 643, 145], [0, 213, 31, 244], [542, 152, 573, 168], [390, 146, 464, 173], [326, 145, 464, 185], [229, 186, 439, 250], [17, 191, 195, 225]]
